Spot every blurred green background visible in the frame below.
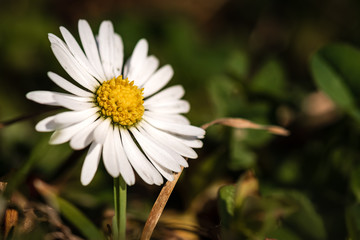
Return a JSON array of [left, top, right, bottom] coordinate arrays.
[[1, 0, 360, 239]]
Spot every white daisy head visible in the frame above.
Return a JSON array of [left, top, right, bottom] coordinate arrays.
[[26, 20, 205, 186]]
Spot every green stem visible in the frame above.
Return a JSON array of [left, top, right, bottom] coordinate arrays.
[[113, 176, 127, 240]]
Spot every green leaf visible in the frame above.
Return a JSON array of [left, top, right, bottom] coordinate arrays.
[[229, 144, 255, 171], [311, 53, 354, 109], [310, 53, 360, 122], [188, 149, 226, 199], [250, 59, 286, 98], [4, 133, 73, 197], [218, 185, 236, 228], [242, 129, 273, 148], [284, 192, 326, 240], [319, 43, 360, 96], [56, 196, 105, 240], [351, 166, 360, 202], [34, 139, 73, 176], [229, 129, 273, 171], [208, 75, 245, 117], [346, 203, 360, 240], [267, 226, 302, 240], [226, 50, 249, 79], [276, 159, 301, 184]]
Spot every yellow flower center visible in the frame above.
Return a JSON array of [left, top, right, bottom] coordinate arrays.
[[95, 76, 144, 127]]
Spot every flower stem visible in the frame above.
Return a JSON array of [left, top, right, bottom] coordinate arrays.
[[113, 176, 127, 240]]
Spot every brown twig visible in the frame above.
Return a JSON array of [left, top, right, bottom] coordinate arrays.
[[0, 112, 39, 129], [140, 167, 184, 240]]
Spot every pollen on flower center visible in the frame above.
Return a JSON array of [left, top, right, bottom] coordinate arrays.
[[95, 75, 144, 126]]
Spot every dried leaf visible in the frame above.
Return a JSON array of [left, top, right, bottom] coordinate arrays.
[[4, 209, 18, 239], [202, 118, 290, 136], [0, 182, 7, 193], [33, 179, 59, 209], [235, 171, 259, 207]]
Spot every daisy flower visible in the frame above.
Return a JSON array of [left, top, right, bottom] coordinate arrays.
[[26, 20, 205, 186]]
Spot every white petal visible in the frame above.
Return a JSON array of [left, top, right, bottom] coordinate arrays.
[[134, 55, 159, 87], [35, 116, 57, 132], [59, 26, 103, 80], [93, 118, 111, 144], [123, 58, 131, 78], [98, 21, 115, 80], [143, 111, 190, 125], [145, 100, 190, 114], [113, 128, 135, 185], [70, 118, 102, 150], [137, 124, 189, 167], [26, 91, 61, 106], [49, 114, 97, 145], [53, 94, 94, 111], [27, 91, 92, 109], [125, 39, 148, 79], [130, 127, 182, 172], [102, 127, 119, 177], [49, 34, 98, 90], [120, 128, 163, 185], [142, 65, 173, 97], [143, 113, 205, 137], [112, 33, 124, 77], [149, 159, 175, 181], [81, 142, 102, 186], [144, 85, 184, 105], [78, 20, 106, 80], [139, 121, 197, 159], [47, 72, 93, 97], [54, 107, 99, 128], [174, 134, 204, 148]]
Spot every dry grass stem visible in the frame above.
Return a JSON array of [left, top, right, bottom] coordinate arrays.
[[0, 107, 61, 129], [140, 167, 184, 240], [201, 118, 290, 136]]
